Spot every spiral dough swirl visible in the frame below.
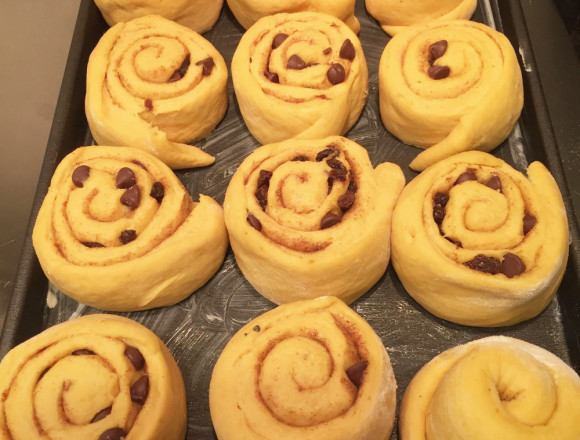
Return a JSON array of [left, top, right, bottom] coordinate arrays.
[[231, 12, 368, 145], [378, 19, 523, 171], [85, 14, 228, 169], [391, 151, 568, 326], [209, 296, 397, 440], [399, 336, 580, 440], [224, 136, 405, 305], [32, 146, 228, 311], [0, 314, 186, 440]]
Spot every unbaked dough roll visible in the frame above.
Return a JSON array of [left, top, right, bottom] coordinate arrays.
[[378, 20, 523, 171], [400, 336, 580, 440], [85, 14, 228, 169], [391, 151, 568, 327], [32, 146, 228, 311], [223, 136, 405, 304], [231, 12, 368, 145], [226, 0, 359, 33], [94, 0, 223, 34], [0, 314, 186, 440], [366, 0, 476, 36], [209, 296, 397, 440]]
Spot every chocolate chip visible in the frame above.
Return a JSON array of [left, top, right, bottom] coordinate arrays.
[[247, 213, 262, 231], [124, 346, 145, 371], [72, 165, 90, 188], [265, 71, 280, 83], [433, 192, 450, 225], [338, 191, 356, 211], [327, 158, 346, 171], [72, 349, 94, 355], [429, 40, 448, 62], [323, 47, 332, 55], [292, 155, 309, 161], [91, 407, 112, 423], [523, 213, 537, 235], [346, 360, 368, 388], [339, 39, 356, 61], [257, 170, 273, 188], [327, 63, 345, 84], [329, 167, 347, 182], [485, 175, 502, 192], [82, 242, 105, 248], [272, 33, 288, 49], [144, 98, 153, 110], [501, 253, 526, 278], [347, 180, 357, 193], [115, 167, 136, 189], [464, 254, 501, 274], [253, 325, 261, 332], [120, 185, 141, 209], [316, 148, 339, 161], [150, 182, 164, 204], [120, 230, 137, 245], [287, 54, 306, 70], [98, 428, 126, 440], [255, 185, 269, 210], [169, 55, 191, 82], [131, 376, 149, 405], [196, 57, 215, 76], [455, 169, 477, 185], [428, 65, 450, 80], [321, 212, 341, 229]]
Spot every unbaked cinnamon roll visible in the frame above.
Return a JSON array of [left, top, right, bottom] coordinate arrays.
[[32, 146, 228, 311], [94, 0, 223, 34], [378, 19, 523, 171], [85, 14, 228, 169], [226, 0, 359, 33], [223, 135, 405, 305], [209, 296, 397, 440], [231, 12, 368, 145], [391, 151, 569, 326], [400, 336, 580, 440], [366, 0, 476, 36], [0, 314, 187, 440]]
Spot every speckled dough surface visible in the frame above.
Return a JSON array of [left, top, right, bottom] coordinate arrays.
[[0, 314, 187, 440], [390, 151, 569, 326], [209, 296, 397, 440], [32, 146, 228, 311], [85, 14, 228, 169]]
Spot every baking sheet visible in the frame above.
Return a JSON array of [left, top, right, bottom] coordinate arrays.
[[1, 0, 579, 438]]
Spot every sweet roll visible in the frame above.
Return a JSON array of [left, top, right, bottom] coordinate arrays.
[[378, 19, 523, 171], [0, 314, 187, 440], [85, 14, 228, 169], [32, 146, 228, 311], [390, 151, 569, 326], [209, 296, 397, 440], [223, 136, 405, 304]]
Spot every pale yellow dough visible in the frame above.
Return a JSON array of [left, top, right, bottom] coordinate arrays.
[[378, 20, 523, 171], [390, 151, 568, 327], [0, 314, 186, 440], [85, 15, 228, 169], [366, 0, 476, 36], [209, 296, 397, 440], [231, 12, 368, 145], [224, 136, 405, 305], [226, 0, 360, 33], [32, 146, 228, 311], [400, 336, 580, 440], [94, 0, 223, 33]]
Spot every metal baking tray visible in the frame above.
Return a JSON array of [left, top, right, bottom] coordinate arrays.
[[2, 0, 579, 438]]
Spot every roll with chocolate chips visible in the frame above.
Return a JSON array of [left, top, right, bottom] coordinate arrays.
[[32, 146, 228, 311], [209, 296, 397, 440], [231, 12, 368, 145], [85, 14, 228, 169], [390, 151, 569, 327], [223, 135, 405, 305], [0, 314, 187, 440]]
